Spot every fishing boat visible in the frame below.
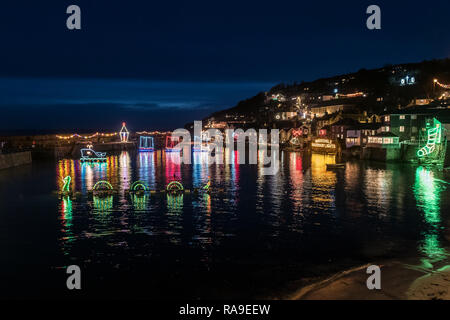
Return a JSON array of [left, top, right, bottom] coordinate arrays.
[[80, 147, 107, 162], [326, 163, 345, 170], [139, 136, 154, 152], [165, 135, 181, 152]]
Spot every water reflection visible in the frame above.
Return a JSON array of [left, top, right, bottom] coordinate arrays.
[[93, 195, 114, 212], [288, 152, 304, 212], [167, 194, 183, 212], [59, 196, 74, 255], [310, 153, 337, 210], [131, 194, 149, 211], [364, 167, 393, 218], [193, 152, 209, 188], [51, 150, 450, 278], [137, 152, 155, 189], [413, 167, 447, 263]]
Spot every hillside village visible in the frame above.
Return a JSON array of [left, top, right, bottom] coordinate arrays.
[[194, 58, 450, 164]]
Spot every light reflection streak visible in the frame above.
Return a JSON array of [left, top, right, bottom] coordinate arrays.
[[289, 152, 304, 212], [59, 196, 74, 255], [364, 167, 393, 218], [310, 153, 337, 208], [413, 167, 447, 263]]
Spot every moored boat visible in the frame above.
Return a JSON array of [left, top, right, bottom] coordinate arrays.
[[326, 163, 345, 170]]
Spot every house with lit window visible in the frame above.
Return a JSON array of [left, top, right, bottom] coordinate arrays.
[[330, 118, 360, 140], [367, 132, 400, 148], [379, 105, 448, 143], [383, 110, 432, 143], [345, 123, 382, 148]]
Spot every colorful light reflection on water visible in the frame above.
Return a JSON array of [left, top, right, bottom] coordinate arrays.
[[413, 167, 448, 263], [2, 150, 450, 298]]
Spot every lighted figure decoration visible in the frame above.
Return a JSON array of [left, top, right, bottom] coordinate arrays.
[[165, 135, 181, 152], [166, 181, 184, 193], [400, 75, 415, 86], [290, 129, 303, 146], [290, 136, 301, 146], [202, 178, 211, 192], [130, 181, 149, 192], [62, 176, 71, 193], [93, 180, 113, 191], [417, 119, 442, 158], [139, 136, 154, 152], [80, 147, 107, 162], [119, 122, 129, 142]]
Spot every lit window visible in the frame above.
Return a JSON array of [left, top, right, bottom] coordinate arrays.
[[400, 115, 405, 120], [411, 115, 417, 120], [385, 116, 390, 122], [400, 126, 405, 132]]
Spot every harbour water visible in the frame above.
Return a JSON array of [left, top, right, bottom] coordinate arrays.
[[1, 150, 449, 299]]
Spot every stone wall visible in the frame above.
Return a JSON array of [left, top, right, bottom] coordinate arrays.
[[0, 152, 32, 170]]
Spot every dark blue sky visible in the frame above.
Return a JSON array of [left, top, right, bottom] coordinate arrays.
[[1, 0, 449, 131]]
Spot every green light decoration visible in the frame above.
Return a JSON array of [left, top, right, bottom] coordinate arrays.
[[167, 194, 184, 210], [62, 176, 71, 192], [93, 180, 113, 191], [202, 179, 211, 191], [413, 167, 447, 262], [60, 196, 74, 255], [166, 181, 184, 192], [62, 196, 73, 216], [93, 195, 113, 211], [132, 194, 148, 210], [417, 119, 442, 157], [131, 181, 149, 192]]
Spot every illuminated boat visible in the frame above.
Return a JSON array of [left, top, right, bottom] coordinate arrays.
[[80, 147, 107, 162], [165, 135, 181, 152], [139, 136, 154, 152]]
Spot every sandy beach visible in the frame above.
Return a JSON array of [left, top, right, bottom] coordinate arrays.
[[284, 255, 450, 300]]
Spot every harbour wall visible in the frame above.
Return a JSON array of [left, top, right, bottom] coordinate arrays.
[[0, 152, 32, 170], [361, 147, 401, 162]]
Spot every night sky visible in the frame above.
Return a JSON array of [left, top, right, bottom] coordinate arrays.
[[1, 0, 449, 131]]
